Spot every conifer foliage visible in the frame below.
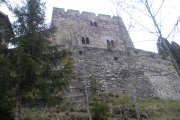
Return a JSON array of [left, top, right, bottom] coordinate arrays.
[[157, 38, 180, 69], [5, 0, 74, 119]]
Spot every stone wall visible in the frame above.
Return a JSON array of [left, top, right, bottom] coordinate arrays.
[[68, 47, 180, 99], [51, 7, 134, 51], [51, 7, 180, 100]]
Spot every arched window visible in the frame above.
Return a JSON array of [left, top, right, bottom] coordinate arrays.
[[107, 39, 115, 49]]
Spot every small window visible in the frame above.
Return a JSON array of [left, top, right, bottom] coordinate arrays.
[[150, 54, 155, 58], [90, 21, 94, 26], [79, 51, 82, 55], [86, 37, 89, 44], [114, 57, 118, 60], [111, 40, 114, 47], [94, 21, 97, 27], [107, 39, 115, 49], [134, 50, 139, 54], [82, 37, 85, 44]]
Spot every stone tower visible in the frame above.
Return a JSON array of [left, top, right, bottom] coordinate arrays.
[[51, 7, 180, 100], [51, 7, 134, 51]]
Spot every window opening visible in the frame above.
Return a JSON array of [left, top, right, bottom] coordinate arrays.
[[134, 50, 139, 54], [90, 21, 94, 26], [111, 40, 114, 47], [82, 37, 85, 44], [94, 21, 97, 27], [114, 57, 118, 60], [107, 39, 115, 50], [79, 51, 82, 55], [86, 37, 89, 44]]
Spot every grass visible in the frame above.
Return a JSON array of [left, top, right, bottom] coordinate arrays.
[[138, 97, 180, 120], [21, 94, 180, 120]]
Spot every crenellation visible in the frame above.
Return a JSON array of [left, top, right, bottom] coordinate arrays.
[[112, 16, 122, 21], [98, 14, 111, 21], [81, 11, 96, 18], [52, 7, 125, 21], [67, 9, 80, 16], [51, 7, 180, 100], [53, 7, 65, 16]]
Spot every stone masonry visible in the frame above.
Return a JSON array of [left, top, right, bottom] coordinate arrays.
[[51, 7, 180, 99]]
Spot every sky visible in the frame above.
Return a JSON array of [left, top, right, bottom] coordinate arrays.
[[1, 0, 180, 53]]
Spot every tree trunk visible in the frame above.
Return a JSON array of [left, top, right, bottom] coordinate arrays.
[[15, 88, 21, 120], [132, 88, 140, 120], [115, 16, 141, 119], [84, 76, 92, 120]]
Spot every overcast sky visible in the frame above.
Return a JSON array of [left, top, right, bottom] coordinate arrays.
[[1, 0, 180, 53]]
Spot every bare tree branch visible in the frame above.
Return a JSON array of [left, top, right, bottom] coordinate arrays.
[[166, 17, 180, 39], [154, 0, 164, 17]]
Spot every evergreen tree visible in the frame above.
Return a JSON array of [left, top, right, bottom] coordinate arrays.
[[0, 54, 14, 120], [0, 3, 14, 119], [157, 38, 180, 69], [9, 0, 74, 119]]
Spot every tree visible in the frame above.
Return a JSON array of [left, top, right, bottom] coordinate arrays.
[[111, 1, 180, 119], [9, 0, 74, 119], [0, 54, 14, 120], [111, 0, 180, 52], [91, 100, 109, 120], [158, 39, 180, 69]]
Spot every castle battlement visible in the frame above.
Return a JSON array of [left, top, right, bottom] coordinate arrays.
[[53, 7, 120, 21], [51, 7, 180, 100], [51, 7, 134, 50]]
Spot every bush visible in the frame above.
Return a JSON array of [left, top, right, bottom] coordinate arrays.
[[91, 101, 109, 120]]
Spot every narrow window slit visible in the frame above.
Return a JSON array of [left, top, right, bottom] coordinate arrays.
[[86, 37, 89, 44], [79, 51, 82, 55], [94, 21, 97, 27], [82, 37, 85, 44], [90, 21, 93, 26]]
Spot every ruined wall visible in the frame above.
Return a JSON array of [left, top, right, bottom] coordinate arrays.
[[70, 47, 180, 99], [51, 7, 180, 99], [51, 7, 134, 51]]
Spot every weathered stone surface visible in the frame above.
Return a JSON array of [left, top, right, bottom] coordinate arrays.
[[51, 7, 180, 99], [51, 7, 134, 50]]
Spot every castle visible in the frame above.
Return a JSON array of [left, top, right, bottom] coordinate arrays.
[[51, 7, 180, 99]]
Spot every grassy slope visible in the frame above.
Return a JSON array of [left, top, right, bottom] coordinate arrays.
[[21, 94, 180, 120]]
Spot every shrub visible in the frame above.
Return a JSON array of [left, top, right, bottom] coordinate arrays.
[[91, 101, 109, 120]]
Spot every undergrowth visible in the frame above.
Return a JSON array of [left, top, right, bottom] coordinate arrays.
[[21, 94, 180, 120]]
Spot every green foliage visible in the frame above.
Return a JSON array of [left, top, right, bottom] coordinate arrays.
[[91, 75, 101, 95], [157, 38, 180, 68], [19, 95, 180, 120], [1, 2, 75, 119], [8, 0, 75, 106], [0, 49, 14, 120], [157, 38, 171, 57], [138, 97, 180, 119], [91, 100, 109, 120]]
